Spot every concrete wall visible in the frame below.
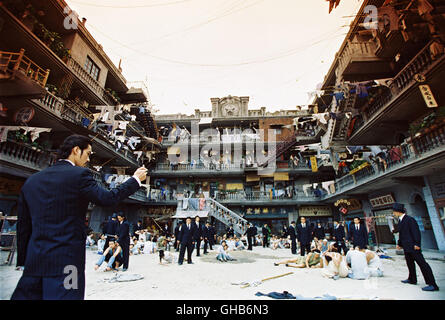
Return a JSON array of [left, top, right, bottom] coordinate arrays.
[[70, 33, 109, 88], [368, 182, 438, 250]]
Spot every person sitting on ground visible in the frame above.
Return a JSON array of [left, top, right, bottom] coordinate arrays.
[[94, 240, 123, 271], [97, 234, 106, 255], [321, 246, 349, 279], [321, 239, 329, 253], [365, 249, 384, 277], [234, 236, 246, 250], [216, 240, 236, 262], [346, 246, 370, 280], [130, 239, 142, 255], [86, 232, 95, 247]]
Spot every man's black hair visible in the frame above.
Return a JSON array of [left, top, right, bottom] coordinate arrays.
[[57, 135, 91, 160]]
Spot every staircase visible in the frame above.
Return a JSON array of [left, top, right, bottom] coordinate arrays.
[[258, 129, 323, 168], [206, 198, 248, 236]]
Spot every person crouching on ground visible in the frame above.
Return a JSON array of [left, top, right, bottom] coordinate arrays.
[[94, 240, 123, 271], [273, 248, 323, 268], [217, 240, 236, 262]]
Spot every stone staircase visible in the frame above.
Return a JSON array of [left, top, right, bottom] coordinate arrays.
[[206, 198, 248, 236]]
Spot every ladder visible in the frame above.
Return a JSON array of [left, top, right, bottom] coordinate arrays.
[[0, 216, 17, 266]]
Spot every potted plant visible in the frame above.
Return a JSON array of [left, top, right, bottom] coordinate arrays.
[[36, 23, 60, 47], [46, 84, 58, 95]]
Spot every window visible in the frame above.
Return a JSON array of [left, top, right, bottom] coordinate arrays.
[[84, 56, 100, 81]]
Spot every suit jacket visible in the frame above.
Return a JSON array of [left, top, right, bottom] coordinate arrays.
[[194, 221, 203, 240], [296, 224, 312, 244], [333, 225, 345, 241], [226, 227, 235, 237], [245, 226, 257, 237], [202, 226, 210, 239], [348, 223, 368, 248], [397, 215, 421, 253], [174, 224, 182, 239], [117, 220, 130, 245], [178, 223, 196, 244], [262, 227, 270, 237], [16, 160, 140, 277], [104, 218, 118, 236], [288, 225, 297, 240], [313, 226, 325, 239]]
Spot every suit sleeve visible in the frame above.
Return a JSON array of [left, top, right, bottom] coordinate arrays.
[[16, 191, 31, 267], [79, 169, 140, 206], [296, 226, 301, 242], [409, 217, 421, 247]]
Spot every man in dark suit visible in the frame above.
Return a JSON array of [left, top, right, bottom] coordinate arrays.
[[348, 217, 368, 249], [208, 224, 216, 250], [297, 217, 312, 256], [288, 221, 297, 254], [104, 213, 119, 250], [313, 222, 325, 240], [332, 220, 348, 255], [203, 221, 211, 254], [133, 220, 143, 237], [11, 135, 147, 300], [178, 217, 196, 265], [194, 216, 203, 256], [174, 220, 183, 252], [226, 225, 235, 238], [393, 203, 439, 291], [262, 224, 270, 248], [116, 213, 130, 271], [244, 223, 257, 251]]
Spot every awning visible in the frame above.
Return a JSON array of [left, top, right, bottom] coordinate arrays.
[[199, 117, 213, 124], [226, 183, 243, 190], [246, 174, 260, 182], [171, 211, 209, 219], [273, 172, 289, 181]]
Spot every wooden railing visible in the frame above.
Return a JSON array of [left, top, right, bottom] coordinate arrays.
[[337, 41, 377, 76], [0, 49, 50, 87]]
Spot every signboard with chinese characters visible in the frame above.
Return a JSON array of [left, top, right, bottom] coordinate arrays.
[[310, 156, 318, 172], [419, 85, 438, 108], [369, 194, 396, 208], [299, 206, 332, 217]]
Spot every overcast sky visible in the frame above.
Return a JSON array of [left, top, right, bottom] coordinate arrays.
[[66, 0, 362, 115]]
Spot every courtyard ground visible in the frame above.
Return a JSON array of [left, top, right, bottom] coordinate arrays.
[[1, 246, 444, 300]]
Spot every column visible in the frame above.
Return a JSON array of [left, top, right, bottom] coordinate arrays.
[[423, 177, 445, 251]]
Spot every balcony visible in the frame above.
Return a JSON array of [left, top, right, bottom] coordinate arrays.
[[215, 190, 321, 205], [0, 48, 49, 97], [67, 58, 116, 106], [336, 41, 393, 82], [327, 119, 445, 197], [0, 140, 55, 177], [348, 40, 445, 144]]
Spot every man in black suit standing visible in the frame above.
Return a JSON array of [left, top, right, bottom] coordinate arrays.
[[11, 135, 146, 300], [178, 217, 196, 265], [245, 223, 257, 251], [313, 222, 325, 240], [194, 216, 203, 256], [297, 217, 312, 256], [104, 213, 119, 250], [332, 220, 348, 255], [348, 217, 368, 249], [203, 221, 211, 254], [208, 223, 216, 250], [393, 203, 439, 291], [288, 221, 297, 255], [116, 213, 130, 271], [262, 224, 270, 248], [133, 220, 143, 238], [226, 225, 235, 238], [174, 220, 183, 252]]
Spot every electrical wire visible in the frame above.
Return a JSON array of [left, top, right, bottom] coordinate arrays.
[[68, 0, 197, 9]]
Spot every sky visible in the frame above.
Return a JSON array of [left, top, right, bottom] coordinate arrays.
[[66, 0, 362, 115]]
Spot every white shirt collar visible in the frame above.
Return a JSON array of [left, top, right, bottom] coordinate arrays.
[[61, 159, 75, 166], [400, 213, 406, 221]]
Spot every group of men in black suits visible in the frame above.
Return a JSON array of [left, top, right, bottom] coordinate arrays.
[[288, 217, 314, 256], [176, 216, 216, 265]]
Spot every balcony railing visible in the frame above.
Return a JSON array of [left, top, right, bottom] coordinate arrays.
[[154, 162, 244, 171], [0, 140, 55, 172], [215, 190, 319, 202], [354, 41, 443, 133], [331, 119, 445, 195], [0, 49, 50, 87], [67, 58, 115, 105], [337, 41, 377, 77]]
